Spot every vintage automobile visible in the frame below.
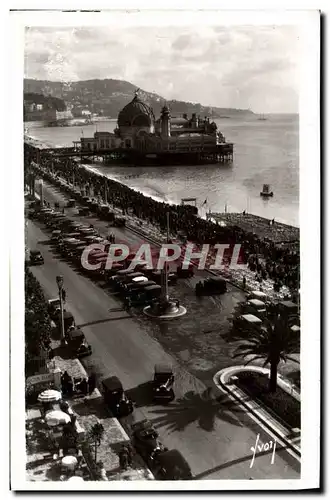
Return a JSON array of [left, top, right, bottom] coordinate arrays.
[[71, 244, 87, 262], [125, 284, 162, 307], [47, 298, 61, 320], [118, 273, 148, 292], [79, 227, 98, 237], [241, 299, 267, 319], [29, 250, 44, 265], [153, 449, 192, 480], [153, 364, 175, 403], [104, 263, 125, 279], [101, 376, 134, 417], [67, 199, 76, 208], [113, 216, 126, 227], [110, 269, 139, 288], [232, 313, 263, 336], [131, 420, 167, 464], [51, 230, 62, 242], [65, 328, 92, 358], [195, 276, 227, 296], [65, 239, 86, 258], [278, 300, 299, 317], [125, 280, 157, 297], [78, 207, 90, 216], [248, 290, 268, 302], [55, 310, 75, 333]]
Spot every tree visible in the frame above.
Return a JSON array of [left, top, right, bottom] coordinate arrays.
[[25, 267, 52, 375], [233, 313, 299, 392], [88, 422, 105, 463]]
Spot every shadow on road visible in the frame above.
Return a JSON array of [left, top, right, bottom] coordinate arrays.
[[126, 381, 153, 408], [77, 315, 132, 328], [148, 388, 245, 433]]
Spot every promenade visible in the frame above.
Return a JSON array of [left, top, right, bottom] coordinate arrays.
[[26, 195, 300, 480]]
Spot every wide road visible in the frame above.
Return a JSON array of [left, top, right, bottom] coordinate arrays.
[[27, 216, 300, 480]]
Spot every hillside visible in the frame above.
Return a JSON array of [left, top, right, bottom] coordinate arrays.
[[24, 78, 254, 119], [24, 92, 66, 111]]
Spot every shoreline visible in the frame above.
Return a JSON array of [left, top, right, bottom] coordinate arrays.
[[24, 135, 299, 231]]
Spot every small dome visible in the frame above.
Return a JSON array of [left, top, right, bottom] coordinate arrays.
[[118, 94, 154, 128]]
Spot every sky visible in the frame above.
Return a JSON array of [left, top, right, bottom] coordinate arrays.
[[24, 25, 300, 113]]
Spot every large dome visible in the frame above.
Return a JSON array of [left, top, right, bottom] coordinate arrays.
[[118, 95, 154, 128]]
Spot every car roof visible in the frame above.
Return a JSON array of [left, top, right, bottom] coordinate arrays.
[[279, 300, 297, 308], [102, 376, 123, 391], [241, 314, 262, 323], [248, 299, 266, 307], [132, 276, 148, 283], [68, 329, 84, 339], [130, 280, 156, 287], [30, 250, 41, 254], [250, 290, 267, 298]]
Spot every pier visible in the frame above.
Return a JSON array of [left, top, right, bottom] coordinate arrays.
[[32, 144, 233, 166]]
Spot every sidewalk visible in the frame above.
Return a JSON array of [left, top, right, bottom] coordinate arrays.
[[213, 365, 301, 461], [46, 356, 154, 481]]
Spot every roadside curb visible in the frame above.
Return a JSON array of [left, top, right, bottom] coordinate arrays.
[[213, 366, 301, 460]]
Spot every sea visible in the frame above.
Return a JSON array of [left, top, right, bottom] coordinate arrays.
[[25, 114, 299, 227]]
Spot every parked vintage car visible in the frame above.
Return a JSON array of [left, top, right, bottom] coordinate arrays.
[[124, 284, 162, 308], [47, 298, 61, 320], [101, 376, 134, 418], [29, 250, 44, 265], [131, 420, 167, 464], [195, 276, 227, 296], [153, 449, 192, 480], [153, 364, 175, 403], [65, 328, 92, 358], [232, 313, 263, 336]]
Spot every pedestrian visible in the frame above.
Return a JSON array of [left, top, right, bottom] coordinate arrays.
[[88, 372, 96, 394], [242, 275, 246, 289], [119, 446, 129, 469], [79, 377, 88, 396]]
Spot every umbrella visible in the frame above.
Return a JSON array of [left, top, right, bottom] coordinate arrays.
[[62, 456, 78, 471], [45, 410, 71, 426], [67, 476, 85, 482], [38, 389, 62, 403]]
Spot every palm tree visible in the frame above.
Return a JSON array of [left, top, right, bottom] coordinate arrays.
[[233, 314, 299, 392], [88, 422, 105, 463]]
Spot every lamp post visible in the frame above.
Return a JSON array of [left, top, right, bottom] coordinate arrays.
[[162, 211, 170, 302], [56, 275, 66, 346], [143, 211, 187, 319]]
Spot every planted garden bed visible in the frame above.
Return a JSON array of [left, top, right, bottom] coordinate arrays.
[[236, 371, 300, 429]]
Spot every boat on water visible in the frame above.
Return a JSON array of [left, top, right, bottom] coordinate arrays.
[[260, 184, 273, 197], [258, 114, 267, 121]]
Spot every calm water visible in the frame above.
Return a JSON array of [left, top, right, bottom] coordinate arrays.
[[26, 114, 299, 227]]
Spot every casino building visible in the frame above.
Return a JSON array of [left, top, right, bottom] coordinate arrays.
[[74, 91, 233, 165]]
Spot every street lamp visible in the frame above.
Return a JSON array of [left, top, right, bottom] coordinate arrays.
[[56, 275, 66, 346]]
